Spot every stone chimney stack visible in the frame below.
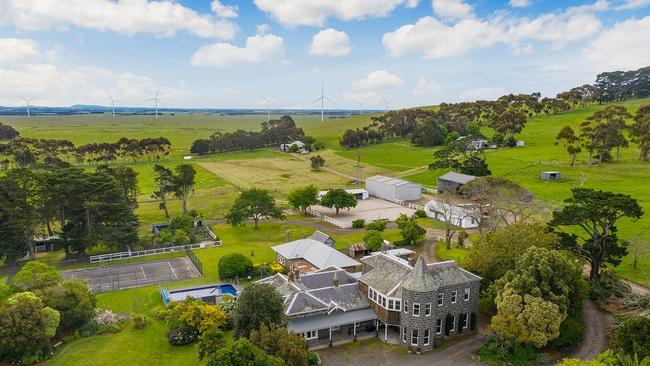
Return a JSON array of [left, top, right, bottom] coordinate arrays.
[[332, 271, 339, 288], [287, 265, 295, 282], [294, 266, 301, 282]]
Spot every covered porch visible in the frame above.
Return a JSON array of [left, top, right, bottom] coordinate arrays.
[[287, 308, 378, 349]]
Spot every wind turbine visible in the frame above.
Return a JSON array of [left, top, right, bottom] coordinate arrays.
[[108, 95, 122, 118], [20, 97, 33, 117], [146, 89, 161, 119], [383, 96, 393, 112], [312, 81, 335, 122], [262, 97, 274, 120], [357, 101, 364, 116]]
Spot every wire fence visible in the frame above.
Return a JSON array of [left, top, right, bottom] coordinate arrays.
[[89, 241, 221, 263], [185, 249, 204, 276]]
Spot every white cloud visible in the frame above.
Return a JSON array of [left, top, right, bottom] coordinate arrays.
[[583, 16, 650, 71], [353, 70, 404, 90], [309, 28, 351, 57], [432, 0, 473, 20], [383, 17, 502, 58], [0, 0, 236, 39], [615, 0, 650, 9], [190, 34, 285, 68], [406, 0, 420, 7], [0, 38, 41, 63], [211, 0, 238, 18], [510, 0, 531, 7], [253, 0, 415, 27], [458, 87, 507, 101], [256, 24, 271, 35], [0, 63, 187, 106], [413, 78, 443, 97], [383, 7, 602, 58], [340, 90, 384, 106]]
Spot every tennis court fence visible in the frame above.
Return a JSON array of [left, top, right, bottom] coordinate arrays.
[[89, 241, 221, 264]]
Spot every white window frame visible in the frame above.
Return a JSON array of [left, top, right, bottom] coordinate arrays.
[[278, 256, 285, 265], [402, 327, 407, 343], [413, 302, 420, 317], [436, 319, 442, 335], [302, 330, 317, 340], [425, 303, 431, 316], [464, 288, 470, 301], [411, 329, 418, 346], [463, 314, 469, 329], [404, 299, 409, 313], [451, 290, 457, 304], [450, 315, 456, 332], [423, 329, 430, 346], [437, 293, 444, 306], [394, 300, 401, 311]]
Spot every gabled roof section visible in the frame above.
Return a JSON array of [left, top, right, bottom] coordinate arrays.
[[401, 256, 438, 292], [308, 283, 369, 311], [286, 292, 329, 316], [437, 171, 477, 184], [272, 239, 360, 270], [298, 268, 357, 290], [366, 175, 414, 187], [310, 230, 334, 244]]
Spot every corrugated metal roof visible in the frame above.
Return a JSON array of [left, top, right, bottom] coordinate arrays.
[[366, 175, 415, 187], [272, 239, 360, 269], [437, 171, 477, 184], [287, 308, 377, 333]]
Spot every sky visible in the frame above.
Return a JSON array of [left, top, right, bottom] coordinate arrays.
[[0, 0, 649, 110]]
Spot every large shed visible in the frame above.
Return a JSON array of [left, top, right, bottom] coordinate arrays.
[[365, 175, 421, 202], [436, 172, 477, 193]]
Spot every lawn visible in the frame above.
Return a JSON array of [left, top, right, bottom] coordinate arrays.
[[436, 243, 470, 263]]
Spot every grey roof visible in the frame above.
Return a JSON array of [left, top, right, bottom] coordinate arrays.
[[359, 253, 412, 296], [366, 175, 419, 187], [310, 230, 335, 244], [298, 268, 357, 290], [427, 261, 482, 286], [286, 292, 329, 315], [287, 308, 377, 333], [308, 283, 369, 311], [272, 239, 360, 269], [401, 256, 438, 292], [437, 171, 477, 184]]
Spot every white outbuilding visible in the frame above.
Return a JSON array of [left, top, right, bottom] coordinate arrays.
[[365, 175, 421, 202], [426, 200, 479, 229], [318, 188, 369, 201]]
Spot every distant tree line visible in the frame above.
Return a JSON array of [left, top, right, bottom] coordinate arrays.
[[556, 104, 650, 164], [0, 123, 19, 140], [190, 116, 316, 154], [0, 166, 140, 262], [593, 66, 650, 103], [0, 136, 171, 170]]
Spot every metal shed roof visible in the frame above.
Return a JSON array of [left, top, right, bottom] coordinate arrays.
[[366, 175, 415, 187], [437, 171, 477, 184]]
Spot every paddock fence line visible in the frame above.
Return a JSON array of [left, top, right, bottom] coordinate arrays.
[[89, 241, 221, 263], [392, 199, 425, 211], [306, 210, 350, 229], [184, 249, 204, 276], [206, 226, 218, 240]]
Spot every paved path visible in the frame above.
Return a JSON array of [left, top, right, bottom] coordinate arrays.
[[570, 300, 611, 360]]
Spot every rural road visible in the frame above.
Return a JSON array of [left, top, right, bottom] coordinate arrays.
[[570, 300, 611, 360]]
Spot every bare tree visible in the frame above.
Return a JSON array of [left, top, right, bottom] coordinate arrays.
[[629, 237, 650, 270], [438, 190, 458, 250]]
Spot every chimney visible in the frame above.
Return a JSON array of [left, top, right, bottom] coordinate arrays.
[[332, 271, 339, 288], [287, 265, 295, 282], [294, 266, 301, 282]]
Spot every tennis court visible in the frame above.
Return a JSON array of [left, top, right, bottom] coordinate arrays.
[[61, 256, 201, 292]]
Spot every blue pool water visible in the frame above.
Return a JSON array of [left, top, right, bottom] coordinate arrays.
[[161, 284, 238, 304]]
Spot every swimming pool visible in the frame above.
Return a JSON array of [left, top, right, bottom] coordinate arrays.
[[161, 284, 238, 304]]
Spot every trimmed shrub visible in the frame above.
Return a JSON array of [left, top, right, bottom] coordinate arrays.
[[352, 219, 365, 229], [131, 314, 148, 329], [167, 327, 199, 346], [414, 209, 427, 218], [77, 320, 99, 337], [198, 329, 226, 360], [308, 351, 321, 365], [366, 219, 387, 232], [218, 253, 253, 280], [98, 322, 122, 334]]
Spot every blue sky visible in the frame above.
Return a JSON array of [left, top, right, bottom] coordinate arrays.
[[0, 0, 648, 109]]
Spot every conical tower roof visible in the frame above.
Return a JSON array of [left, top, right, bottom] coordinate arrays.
[[401, 256, 438, 292]]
